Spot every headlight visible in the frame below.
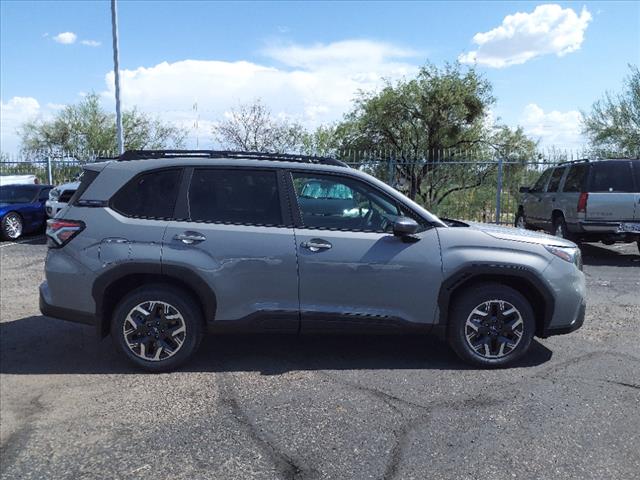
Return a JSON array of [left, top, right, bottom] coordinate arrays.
[[49, 189, 60, 201], [545, 245, 582, 270]]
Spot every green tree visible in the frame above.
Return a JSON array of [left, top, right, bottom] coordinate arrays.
[[582, 65, 640, 157], [334, 63, 497, 201], [19, 93, 186, 156], [213, 99, 306, 152]]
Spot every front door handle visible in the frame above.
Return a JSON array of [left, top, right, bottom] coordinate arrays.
[[174, 231, 206, 245], [301, 239, 332, 252]]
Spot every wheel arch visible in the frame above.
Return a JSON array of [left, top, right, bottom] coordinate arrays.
[[93, 263, 216, 337], [437, 265, 554, 338]]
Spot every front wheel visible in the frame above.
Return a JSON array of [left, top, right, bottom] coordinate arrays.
[[447, 283, 535, 367], [111, 285, 204, 372], [1, 212, 23, 240], [514, 211, 527, 229]]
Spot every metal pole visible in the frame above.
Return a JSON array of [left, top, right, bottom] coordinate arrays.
[[47, 154, 53, 185], [111, 0, 124, 154], [495, 156, 503, 224]]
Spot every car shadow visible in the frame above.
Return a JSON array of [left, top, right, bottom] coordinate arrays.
[[0, 315, 553, 375], [580, 242, 640, 267]]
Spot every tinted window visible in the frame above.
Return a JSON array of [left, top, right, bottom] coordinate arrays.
[[547, 168, 565, 193], [293, 173, 412, 232], [188, 169, 281, 225], [563, 165, 588, 192], [590, 162, 636, 192], [0, 185, 38, 203], [38, 187, 52, 201], [532, 168, 553, 192], [70, 169, 99, 205], [111, 169, 182, 218]]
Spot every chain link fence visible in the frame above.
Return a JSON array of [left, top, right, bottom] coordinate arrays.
[[1, 149, 584, 225]]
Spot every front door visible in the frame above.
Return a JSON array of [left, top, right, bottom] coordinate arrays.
[[162, 167, 299, 332], [288, 171, 443, 332]]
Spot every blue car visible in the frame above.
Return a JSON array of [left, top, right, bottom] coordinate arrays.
[[0, 184, 53, 240]]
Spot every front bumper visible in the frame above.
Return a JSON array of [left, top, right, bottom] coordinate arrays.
[[39, 281, 95, 326], [45, 200, 65, 218], [542, 301, 585, 337]]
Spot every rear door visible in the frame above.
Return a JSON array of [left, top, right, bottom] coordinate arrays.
[[162, 167, 299, 331], [559, 163, 589, 226], [288, 170, 442, 332], [586, 162, 638, 222]]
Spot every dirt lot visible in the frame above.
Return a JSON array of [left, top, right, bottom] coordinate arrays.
[[1, 236, 639, 480]]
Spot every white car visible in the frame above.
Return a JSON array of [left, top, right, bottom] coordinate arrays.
[[46, 181, 79, 218]]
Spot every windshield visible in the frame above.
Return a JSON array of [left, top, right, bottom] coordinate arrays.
[[0, 185, 37, 204]]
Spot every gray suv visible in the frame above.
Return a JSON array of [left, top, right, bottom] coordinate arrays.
[[516, 159, 640, 252], [40, 151, 586, 371]]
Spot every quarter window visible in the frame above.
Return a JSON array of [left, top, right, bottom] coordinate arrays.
[[563, 165, 588, 192], [188, 169, 282, 225], [111, 169, 182, 218], [292, 172, 419, 232]]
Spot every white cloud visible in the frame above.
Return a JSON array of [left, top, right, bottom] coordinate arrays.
[[80, 39, 101, 47], [101, 40, 419, 146], [459, 4, 592, 68], [0, 97, 42, 153], [520, 103, 585, 148], [52, 31, 77, 45]]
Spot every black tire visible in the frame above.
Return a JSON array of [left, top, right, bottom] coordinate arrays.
[[552, 214, 572, 241], [637, 240, 640, 255], [447, 283, 535, 368], [514, 210, 529, 229], [1, 212, 24, 241], [111, 285, 204, 372]]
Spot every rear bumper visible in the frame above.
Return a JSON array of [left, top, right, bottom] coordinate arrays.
[[568, 221, 640, 242], [39, 281, 96, 326]]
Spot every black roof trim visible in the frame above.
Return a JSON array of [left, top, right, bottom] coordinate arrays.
[[115, 150, 349, 167]]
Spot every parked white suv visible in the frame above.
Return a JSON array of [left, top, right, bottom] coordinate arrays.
[[46, 181, 79, 218]]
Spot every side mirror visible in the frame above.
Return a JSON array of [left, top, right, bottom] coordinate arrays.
[[519, 186, 530, 193], [392, 216, 419, 237]]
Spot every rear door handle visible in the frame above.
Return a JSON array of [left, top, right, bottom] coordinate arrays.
[[174, 231, 206, 245], [301, 239, 332, 252]]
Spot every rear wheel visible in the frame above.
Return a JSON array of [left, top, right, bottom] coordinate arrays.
[[447, 283, 535, 368], [1, 212, 23, 240], [111, 285, 204, 372], [552, 214, 572, 241]]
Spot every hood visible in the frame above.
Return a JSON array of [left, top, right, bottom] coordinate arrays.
[[53, 181, 80, 191], [466, 221, 577, 248]]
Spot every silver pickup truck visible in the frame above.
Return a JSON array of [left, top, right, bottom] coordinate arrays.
[[516, 159, 640, 252]]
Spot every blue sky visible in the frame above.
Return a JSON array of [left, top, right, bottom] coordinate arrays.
[[1, 1, 639, 153]]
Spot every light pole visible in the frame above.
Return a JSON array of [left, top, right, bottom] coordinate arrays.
[[110, 0, 124, 154]]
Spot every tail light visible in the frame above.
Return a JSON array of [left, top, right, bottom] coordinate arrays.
[[46, 219, 85, 248], [577, 192, 588, 213]]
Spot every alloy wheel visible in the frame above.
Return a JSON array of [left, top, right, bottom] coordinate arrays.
[[123, 301, 187, 361], [464, 300, 524, 359], [516, 215, 526, 229], [4, 213, 23, 239]]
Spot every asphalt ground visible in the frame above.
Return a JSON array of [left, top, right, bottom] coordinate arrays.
[[1, 235, 639, 479]]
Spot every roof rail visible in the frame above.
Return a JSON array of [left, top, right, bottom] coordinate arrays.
[[117, 150, 349, 167]]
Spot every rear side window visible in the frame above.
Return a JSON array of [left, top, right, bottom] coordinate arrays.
[[589, 162, 636, 192], [111, 169, 182, 218], [531, 168, 553, 192], [563, 164, 588, 192], [188, 169, 282, 226], [70, 169, 99, 205], [547, 168, 565, 193]]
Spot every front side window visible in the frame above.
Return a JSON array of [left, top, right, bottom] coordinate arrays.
[[292, 172, 418, 232], [188, 169, 282, 226], [532, 168, 553, 192], [111, 169, 182, 218], [547, 168, 565, 193]]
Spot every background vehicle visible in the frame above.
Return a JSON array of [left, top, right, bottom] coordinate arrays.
[[40, 150, 586, 372], [46, 181, 79, 218], [0, 184, 52, 240], [516, 159, 640, 253], [0, 174, 40, 186]]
